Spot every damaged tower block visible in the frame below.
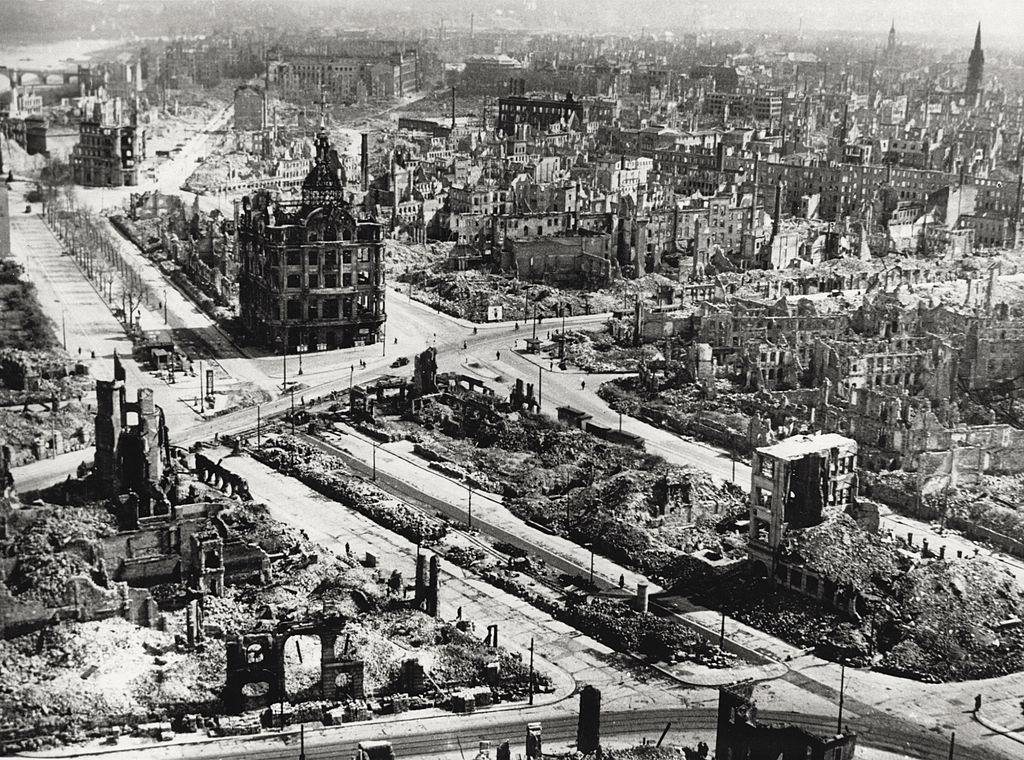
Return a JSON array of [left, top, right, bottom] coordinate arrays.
[[94, 356, 172, 501], [576, 685, 601, 754], [525, 722, 542, 760]]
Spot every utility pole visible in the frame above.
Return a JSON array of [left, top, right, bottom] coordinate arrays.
[[719, 611, 726, 648], [538, 365, 543, 411], [300, 724, 306, 760], [947, 732, 955, 760], [588, 543, 595, 586], [467, 484, 473, 529], [290, 389, 295, 435], [257, 404, 261, 448], [528, 637, 535, 705], [282, 333, 288, 393], [198, 360, 204, 412], [372, 442, 378, 480], [836, 663, 846, 734]]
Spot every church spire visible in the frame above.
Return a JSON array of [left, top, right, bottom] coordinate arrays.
[[966, 21, 985, 103]]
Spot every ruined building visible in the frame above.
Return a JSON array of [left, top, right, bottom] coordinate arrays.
[[716, 685, 857, 760], [70, 98, 142, 187], [237, 128, 386, 350], [94, 355, 171, 498], [748, 433, 858, 565]]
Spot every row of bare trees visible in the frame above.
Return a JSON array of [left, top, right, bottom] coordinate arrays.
[[40, 181, 152, 334]]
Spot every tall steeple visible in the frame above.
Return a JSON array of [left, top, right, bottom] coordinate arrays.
[[887, 19, 896, 54], [966, 22, 985, 104]]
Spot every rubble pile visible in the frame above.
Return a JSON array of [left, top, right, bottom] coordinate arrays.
[[0, 619, 211, 747], [783, 514, 904, 592], [384, 240, 452, 273], [563, 329, 660, 373], [254, 437, 448, 545], [392, 410, 745, 584], [881, 558, 1024, 681], [698, 514, 1024, 681], [399, 270, 622, 322], [3, 505, 117, 605], [567, 600, 734, 667], [691, 575, 871, 664]]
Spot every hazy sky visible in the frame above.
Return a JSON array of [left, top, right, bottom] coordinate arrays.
[[2, 0, 1023, 49]]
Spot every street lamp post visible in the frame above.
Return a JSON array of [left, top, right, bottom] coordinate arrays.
[[586, 542, 595, 587], [372, 441, 378, 480], [467, 484, 473, 529], [537, 365, 542, 411]]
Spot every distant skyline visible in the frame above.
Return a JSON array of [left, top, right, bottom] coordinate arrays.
[[0, 0, 1022, 49]]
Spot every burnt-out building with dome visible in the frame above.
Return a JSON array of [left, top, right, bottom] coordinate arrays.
[[237, 129, 386, 351]]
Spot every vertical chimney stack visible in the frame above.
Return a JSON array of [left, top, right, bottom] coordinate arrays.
[[360, 132, 369, 192]]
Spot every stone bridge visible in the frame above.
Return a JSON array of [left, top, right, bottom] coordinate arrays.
[[0, 66, 80, 90]]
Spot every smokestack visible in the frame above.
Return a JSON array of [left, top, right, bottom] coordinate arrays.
[[360, 133, 369, 192], [451, 86, 456, 130], [773, 182, 784, 238]]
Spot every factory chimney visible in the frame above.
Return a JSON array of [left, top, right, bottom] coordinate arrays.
[[773, 182, 784, 238], [360, 133, 369, 192]]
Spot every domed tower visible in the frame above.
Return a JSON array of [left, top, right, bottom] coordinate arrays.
[[966, 22, 985, 105], [301, 129, 346, 210]]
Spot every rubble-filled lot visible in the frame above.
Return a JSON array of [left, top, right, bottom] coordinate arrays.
[[563, 326, 662, 373], [692, 514, 1024, 682], [393, 252, 677, 323], [327, 392, 748, 585], [250, 435, 737, 671], [0, 488, 544, 749]]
